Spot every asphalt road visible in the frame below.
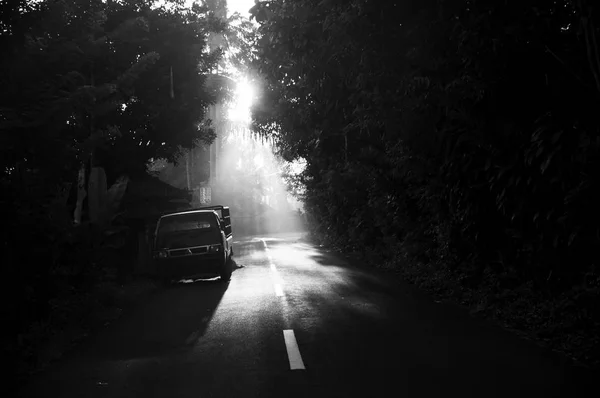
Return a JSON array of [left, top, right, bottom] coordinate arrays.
[[20, 233, 597, 398]]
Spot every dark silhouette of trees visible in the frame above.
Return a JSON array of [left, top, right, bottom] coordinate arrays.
[[251, 0, 600, 366], [1, 0, 227, 381]]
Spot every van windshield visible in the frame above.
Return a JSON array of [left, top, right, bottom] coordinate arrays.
[[156, 212, 220, 248], [159, 213, 217, 232]]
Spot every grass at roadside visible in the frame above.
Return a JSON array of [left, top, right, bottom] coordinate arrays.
[[392, 256, 600, 370]]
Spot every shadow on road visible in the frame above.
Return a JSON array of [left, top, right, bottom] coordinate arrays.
[[295, 245, 599, 398], [308, 252, 353, 267], [78, 279, 229, 361], [288, 271, 595, 398]]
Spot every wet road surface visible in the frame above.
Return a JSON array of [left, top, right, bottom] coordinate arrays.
[[20, 233, 597, 398]]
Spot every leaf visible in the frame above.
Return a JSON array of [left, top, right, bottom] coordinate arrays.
[[541, 152, 554, 174], [568, 231, 577, 246], [552, 130, 562, 143], [536, 146, 544, 158]]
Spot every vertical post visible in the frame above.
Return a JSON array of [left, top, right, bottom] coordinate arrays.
[[214, 102, 220, 182], [209, 104, 217, 184], [185, 150, 191, 191], [208, 103, 217, 203]]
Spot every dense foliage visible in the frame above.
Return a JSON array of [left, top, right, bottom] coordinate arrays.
[[251, 0, 600, 364], [1, 0, 227, 380]]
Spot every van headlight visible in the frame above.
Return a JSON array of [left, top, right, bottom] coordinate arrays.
[[155, 250, 168, 259], [208, 244, 222, 253]]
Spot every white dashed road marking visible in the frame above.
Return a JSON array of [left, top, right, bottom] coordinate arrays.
[[262, 239, 306, 370], [264, 241, 305, 370], [263, 239, 284, 296], [283, 330, 305, 370]]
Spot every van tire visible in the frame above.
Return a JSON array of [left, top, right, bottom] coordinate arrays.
[[220, 255, 233, 281]]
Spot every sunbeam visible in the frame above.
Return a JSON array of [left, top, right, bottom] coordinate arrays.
[[227, 77, 256, 123], [210, 76, 306, 238]]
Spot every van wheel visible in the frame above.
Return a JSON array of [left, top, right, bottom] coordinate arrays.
[[219, 256, 233, 282]]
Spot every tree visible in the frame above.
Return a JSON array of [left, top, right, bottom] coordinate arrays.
[[204, 0, 257, 75], [251, 0, 600, 286], [1, 0, 228, 380]]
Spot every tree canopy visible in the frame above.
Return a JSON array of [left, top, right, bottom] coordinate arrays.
[[251, 0, 600, 309], [1, 0, 235, 379], [250, 0, 600, 364], [1, 0, 232, 183]]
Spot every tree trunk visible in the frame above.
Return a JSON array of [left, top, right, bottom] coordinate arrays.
[[73, 165, 87, 224]]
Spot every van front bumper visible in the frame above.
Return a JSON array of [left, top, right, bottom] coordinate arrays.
[[154, 252, 225, 279]]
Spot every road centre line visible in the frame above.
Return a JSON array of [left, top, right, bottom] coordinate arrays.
[[283, 330, 306, 370], [262, 240, 275, 266], [262, 239, 284, 296], [263, 241, 304, 370], [274, 284, 284, 296]]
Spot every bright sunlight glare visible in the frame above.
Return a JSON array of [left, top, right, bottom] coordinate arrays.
[[214, 72, 306, 237], [226, 0, 254, 17], [151, 0, 306, 237], [227, 78, 256, 122], [183, 0, 254, 18]]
